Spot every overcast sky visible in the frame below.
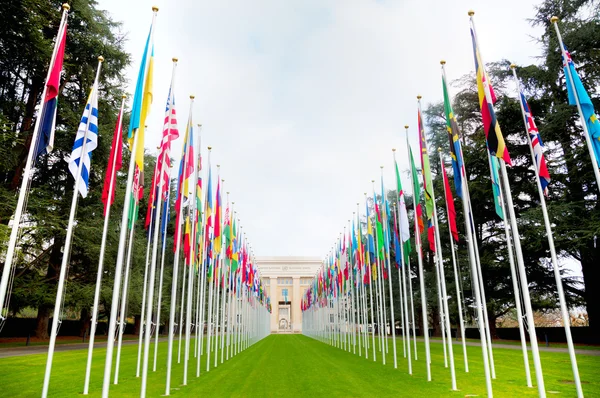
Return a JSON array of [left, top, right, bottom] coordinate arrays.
[[95, 0, 545, 258]]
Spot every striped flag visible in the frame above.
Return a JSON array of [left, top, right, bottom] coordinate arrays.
[[158, 88, 179, 196], [36, 21, 68, 158], [394, 157, 411, 262], [442, 73, 464, 198], [442, 165, 459, 242], [68, 82, 99, 198], [520, 92, 550, 194], [101, 102, 124, 216], [471, 28, 512, 165], [144, 87, 179, 229]]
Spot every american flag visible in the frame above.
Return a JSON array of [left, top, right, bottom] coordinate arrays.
[[521, 92, 550, 194], [145, 88, 179, 230], [157, 89, 179, 198]]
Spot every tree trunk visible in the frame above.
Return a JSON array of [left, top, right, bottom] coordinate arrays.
[[79, 307, 90, 337], [431, 307, 441, 337], [581, 240, 600, 333], [487, 311, 498, 339], [134, 314, 141, 336], [34, 304, 51, 339], [33, 234, 63, 339]]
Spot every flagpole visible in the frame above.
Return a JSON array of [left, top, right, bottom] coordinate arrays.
[[153, 184, 171, 371], [551, 17, 600, 191], [102, 9, 157, 397], [42, 56, 103, 398], [82, 93, 125, 394], [438, 148, 469, 373], [441, 59, 492, 394], [114, 203, 139, 383], [470, 11, 545, 397], [404, 127, 431, 381], [363, 194, 377, 362], [165, 96, 194, 396], [511, 64, 583, 397], [152, 58, 179, 372], [0, 3, 70, 321], [135, 217, 152, 378]]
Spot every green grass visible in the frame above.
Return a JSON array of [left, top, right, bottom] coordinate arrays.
[[0, 334, 598, 397]]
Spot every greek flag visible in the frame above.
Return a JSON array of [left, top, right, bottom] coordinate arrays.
[[68, 84, 99, 198]]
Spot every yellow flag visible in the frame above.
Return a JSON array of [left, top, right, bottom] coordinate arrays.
[[134, 50, 154, 172]]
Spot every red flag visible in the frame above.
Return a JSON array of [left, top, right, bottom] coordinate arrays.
[[442, 166, 459, 242], [101, 105, 124, 216]]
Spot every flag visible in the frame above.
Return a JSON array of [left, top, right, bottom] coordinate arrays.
[[173, 115, 194, 251], [158, 87, 179, 196], [128, 26, 152, 143], [418, 109, 434, 220], [67, 82, 99, 198], [471, 28, 512, 165], [442, 72, 464, 198], [145, 87, 179, 228], [134, 44, 154, 173], [36, 21, 67, 158], [489, 150, 504, 220], [409, 147, 425, 235], [520, 92, 550, 194], [101, 103, 124, 216], [562, 47, 600, 168], [214, 179, 222, 251], [442, 165, 459, 242], [394, 157, 411, 262]]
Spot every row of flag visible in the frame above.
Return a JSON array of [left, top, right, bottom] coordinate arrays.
[[301, 11, 594, 398], [0, 5, 272, 398]]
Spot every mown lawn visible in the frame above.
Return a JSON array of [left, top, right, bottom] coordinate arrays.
[[0, 334, 598, 397]]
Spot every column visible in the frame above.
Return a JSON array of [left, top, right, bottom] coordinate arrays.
[[270, 277, 278, 333], [292, 276, 300, 332]]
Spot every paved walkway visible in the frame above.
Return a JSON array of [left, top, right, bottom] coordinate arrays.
[[419, 338, 600, 356], [0, 338, 168, 359]]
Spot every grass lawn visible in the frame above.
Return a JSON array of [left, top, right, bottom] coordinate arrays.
[[0, 334, 598, 397]]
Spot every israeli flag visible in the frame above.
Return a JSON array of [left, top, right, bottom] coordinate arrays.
[[68, 84, 99, 198]]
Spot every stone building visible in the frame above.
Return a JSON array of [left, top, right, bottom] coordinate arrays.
[[257, 256, 321, 333]]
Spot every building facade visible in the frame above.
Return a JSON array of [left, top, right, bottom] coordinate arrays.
[[257, 256, 321, 333]]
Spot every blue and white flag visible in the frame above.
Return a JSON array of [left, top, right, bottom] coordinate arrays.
[[68, 83, 99, 198], [563, 47, 600, 167]]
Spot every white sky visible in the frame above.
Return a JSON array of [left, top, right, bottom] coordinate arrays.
[[95, 0, 545, 258]]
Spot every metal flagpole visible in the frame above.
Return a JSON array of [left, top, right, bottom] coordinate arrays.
[[164, 96, 194, 396], [42, 57, 103, 398], [183, 114, 199, 385], [83, 93, 125, 395], [178, 243, 187, 363], [153, 184, 171, 372], [440, 59, 492, 394], [404, 127, 431, 381], [438, 149, 469, 373], [114, 212, 139, 384], [135, 219, 153, 378], [0, 4, 70, 320], [512, 64, 582, 397], [103, 9, 157, 397], [407, 256, 418, 360], [417, 101, 456, 389], [497, 159, 532, 386], [551, 17, 600, 191], [361, 196, 377, 362], [470, 11, 545, 397], [153, 58, 179, 372]]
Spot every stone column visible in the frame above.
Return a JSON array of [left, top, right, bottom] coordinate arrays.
[[292, 276, 300, 332], [270, 277, 278, 333]]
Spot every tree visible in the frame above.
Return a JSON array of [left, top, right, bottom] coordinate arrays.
[[0, 0, 131, 338]]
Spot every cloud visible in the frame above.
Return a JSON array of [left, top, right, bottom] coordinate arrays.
[[97, 0, 544, 257]]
